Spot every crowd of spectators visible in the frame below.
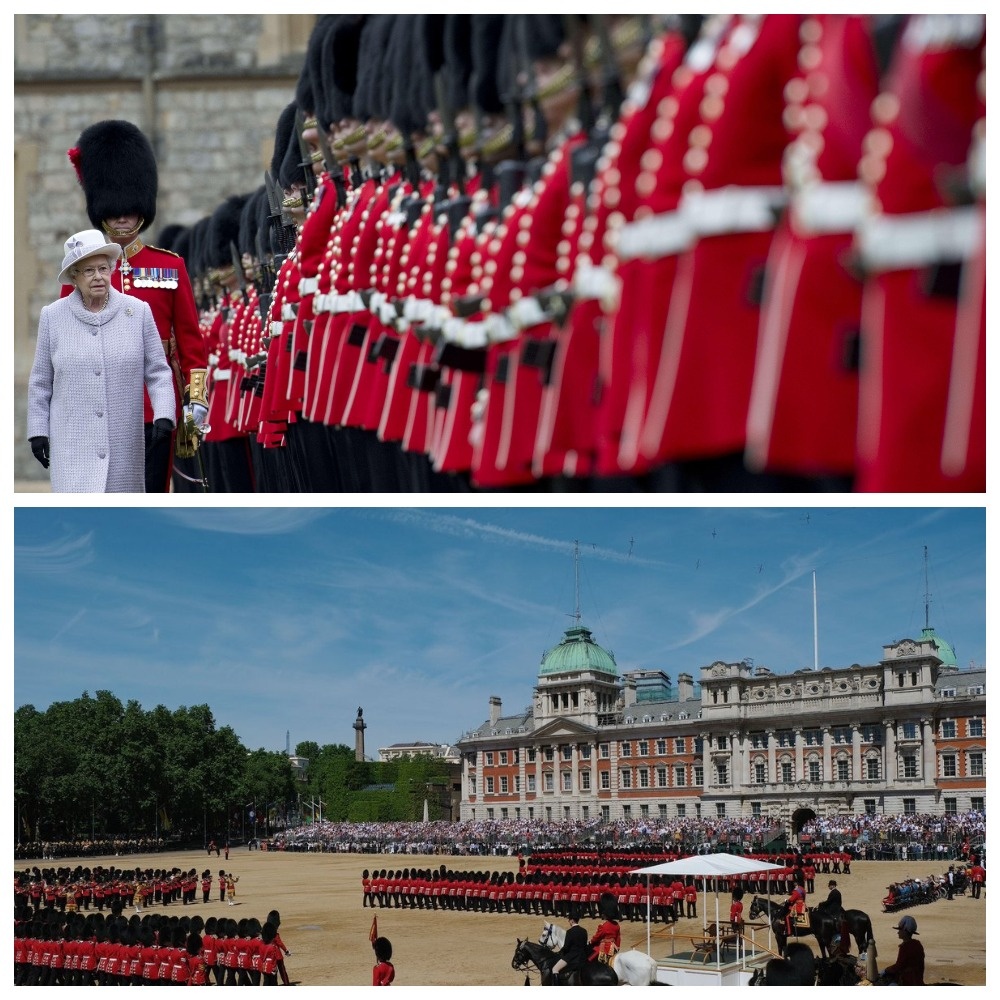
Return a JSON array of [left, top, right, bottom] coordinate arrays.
[[15, 838, 167, 862], [16, 812, 983, 864], [264, 812, 984, 860], [799, 812, 985, 861]]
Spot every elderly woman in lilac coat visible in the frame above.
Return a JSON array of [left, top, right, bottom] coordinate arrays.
[[27, 230, 175, 492]]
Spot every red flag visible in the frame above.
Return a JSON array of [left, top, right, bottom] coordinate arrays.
[[369, 914, 378, 945]]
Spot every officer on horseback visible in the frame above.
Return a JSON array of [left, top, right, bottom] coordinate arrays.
[[550, 905, 587, 986], [824, 880, 843, 911], [588, 893, 622, 963]]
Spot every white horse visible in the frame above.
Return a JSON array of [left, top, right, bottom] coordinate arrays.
[[540, 922, 661, 986]]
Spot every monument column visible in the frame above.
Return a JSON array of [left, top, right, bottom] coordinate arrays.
[[353, 707, 367, 762]]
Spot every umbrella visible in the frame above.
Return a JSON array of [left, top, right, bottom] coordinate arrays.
[[630, 853, 789, 965]]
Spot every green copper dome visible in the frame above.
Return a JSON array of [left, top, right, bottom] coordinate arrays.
[[539, 623, 618, 676], [921, 627, 958, 667]]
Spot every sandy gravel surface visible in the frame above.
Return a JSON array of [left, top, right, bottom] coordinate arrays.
[[16, 849, 985, 987]]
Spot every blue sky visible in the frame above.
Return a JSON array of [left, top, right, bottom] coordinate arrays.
[[13, 506, 985, 757]]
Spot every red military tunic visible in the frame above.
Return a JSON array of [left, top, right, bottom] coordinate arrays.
[[639, 14, 801, 465], [112, 241, 206, 425], [745, 15, 880, 478], [540, 28, 691, 479], [855, 13, 985, 491], [616, 17, 731, 472], [427, 190, 494, 474]]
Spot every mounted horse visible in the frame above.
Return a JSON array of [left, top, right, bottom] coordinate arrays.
[[540, 922, 663, 986], [748, 896, 873, 960], [747, 895, 831, 958], [512, 938, 619, 986], [814, 900, 875, 954]]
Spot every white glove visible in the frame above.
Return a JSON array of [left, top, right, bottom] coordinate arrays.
[[184, 403, 209, 428]]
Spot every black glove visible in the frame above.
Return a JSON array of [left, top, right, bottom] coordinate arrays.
[[29, 436, 50, 469], [149, 418, 175, 449]]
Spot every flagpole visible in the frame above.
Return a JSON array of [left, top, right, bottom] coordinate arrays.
[[813, 571, 819, 671]]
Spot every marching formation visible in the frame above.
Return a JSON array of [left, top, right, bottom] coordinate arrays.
[[65, 13, 984, 493]]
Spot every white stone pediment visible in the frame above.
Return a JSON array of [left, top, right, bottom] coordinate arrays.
[[531, 718, 599, 741]]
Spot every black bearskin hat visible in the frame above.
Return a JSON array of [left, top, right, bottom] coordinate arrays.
[[70, 119, 158, 232], [352, 15, 397, 123], [155, 223, 186, 253], [322, 15, 366, 129], [374, 936, 393, 962], [270, 103, 299, 181], [238, 187, 265, 258], [471, 15, 506, 115], [206, 193, 250, 270], [598, 891, 620, 922], [444, 15, 474, 112], [277, 128, 302, 191]]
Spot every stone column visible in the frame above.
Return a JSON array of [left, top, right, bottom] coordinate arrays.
[[767, 731, 777, 785], [851, 723, 862, 780], [822, 726, 832, 784], [700, 732, 711, 791], [884, 720, 896, 783], [570, 744, 579, 817], [794, 727, 804, 782], [921, 718, 935, 781]]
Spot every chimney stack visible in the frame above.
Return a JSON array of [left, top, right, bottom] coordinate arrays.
[[677, 673, 694, 704], [489, 696, 502, 727]]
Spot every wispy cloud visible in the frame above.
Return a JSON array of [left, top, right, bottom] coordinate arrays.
[[360, 510, 670, 566], [16, 530, 95, 574], [663, 550, 822, 651], [155, 509, 331, 535], [51, 608, 86, 644]]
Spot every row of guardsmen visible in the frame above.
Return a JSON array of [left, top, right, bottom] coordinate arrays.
[[150, 13, 985, 492]]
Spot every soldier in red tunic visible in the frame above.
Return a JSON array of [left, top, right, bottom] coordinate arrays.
[[68, 119, 208, 492], [854, 14, 985, 492], [745, 15, 887, 489]]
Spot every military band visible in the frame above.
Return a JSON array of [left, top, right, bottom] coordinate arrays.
[[58, 14, 985, 492]]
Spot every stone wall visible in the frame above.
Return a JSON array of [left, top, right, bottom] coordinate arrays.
[[13, 14, 314, 483]]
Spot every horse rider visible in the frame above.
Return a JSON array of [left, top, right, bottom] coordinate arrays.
[[550, 904, 588, 985], [824, 880, 843, 911], [784, 882, 807, 936], [588, 893, 622, 964]]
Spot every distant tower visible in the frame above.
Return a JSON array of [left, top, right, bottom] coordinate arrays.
[[354, 707, 367, 762]]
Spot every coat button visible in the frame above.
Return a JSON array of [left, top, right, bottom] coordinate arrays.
[[96, 411, 103, 418], [98, 452, 106, 459]]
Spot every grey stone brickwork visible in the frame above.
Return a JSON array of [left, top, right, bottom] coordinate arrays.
[[13, 14, 314, 484]]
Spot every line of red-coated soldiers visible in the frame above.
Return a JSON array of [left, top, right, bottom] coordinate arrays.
[[520, 849, 853, 876], [13, 910, 291, 986], [14, 867, 237, 914], [360, 862, 845, 922], [172, 13, 985, 495]]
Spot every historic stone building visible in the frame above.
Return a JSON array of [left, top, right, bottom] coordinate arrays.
[[13, 14, 316, 481], [457, 618, 985, 830]]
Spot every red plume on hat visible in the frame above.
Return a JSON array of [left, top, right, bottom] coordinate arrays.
[[67, 146, 84, 184], [72, 119, 159, 232]]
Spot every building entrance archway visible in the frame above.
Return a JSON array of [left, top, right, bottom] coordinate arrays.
[[791, 807, 817, 837]]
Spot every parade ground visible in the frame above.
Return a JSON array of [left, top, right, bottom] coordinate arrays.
[[15, 848, 986, 986]]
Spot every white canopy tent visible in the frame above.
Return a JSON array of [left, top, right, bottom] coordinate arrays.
[[630, 852, 788, 965]]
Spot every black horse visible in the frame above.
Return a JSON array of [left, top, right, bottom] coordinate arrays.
[[511, 938, 618, 986], [814, 900, 875, 955], [748, 896, 831, 957], [749, 896, 874, 959]]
